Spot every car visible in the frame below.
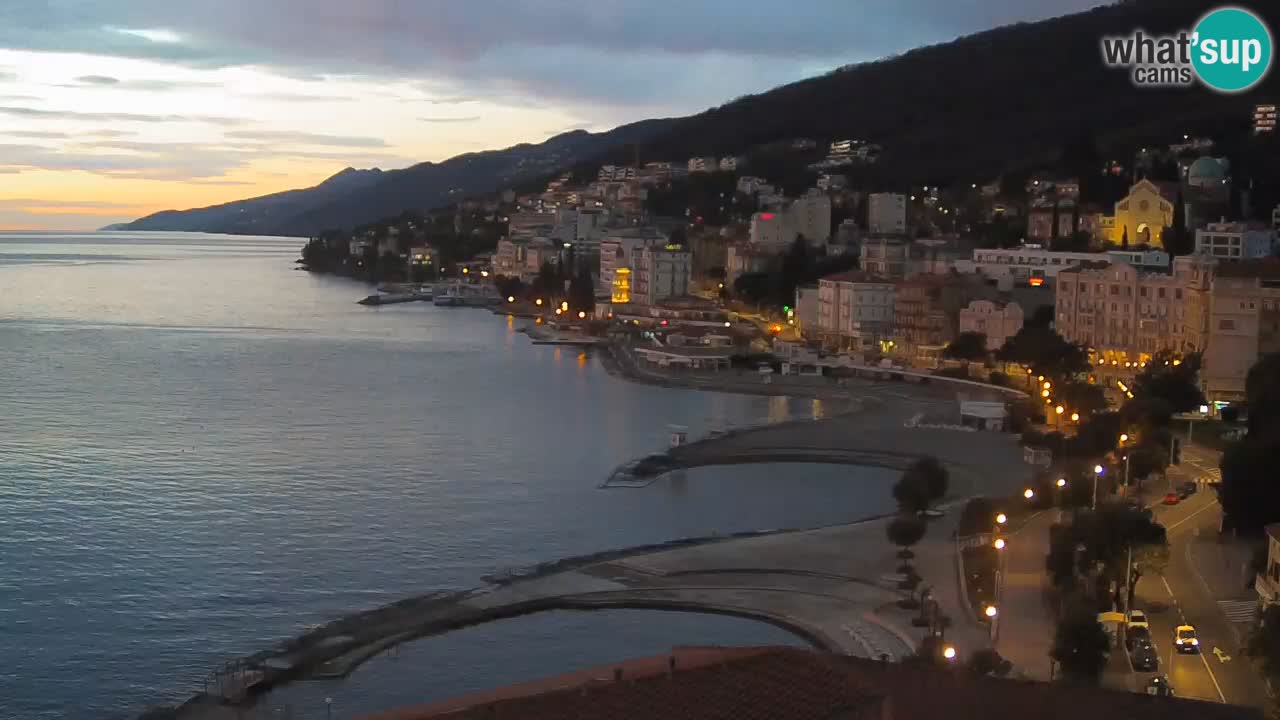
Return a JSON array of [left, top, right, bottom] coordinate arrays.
[[1126, 624, 1152, 650], [1162, 492, 1181, 505], [1175, 625, 1200, 653], [1178, 481, 1198, 498], [1131, 639, 1159, 671], [1146, 675, 1175, 697], [1126, 609, 1150, 629]]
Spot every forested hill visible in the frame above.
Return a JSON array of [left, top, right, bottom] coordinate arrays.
[[605, 0, 1280, 185], [118, 0, 1280, 236]]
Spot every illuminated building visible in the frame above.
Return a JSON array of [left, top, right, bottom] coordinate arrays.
[[611, 267, 632, 304]]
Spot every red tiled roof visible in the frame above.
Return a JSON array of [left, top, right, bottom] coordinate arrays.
[[359, 647, 1258, 720]]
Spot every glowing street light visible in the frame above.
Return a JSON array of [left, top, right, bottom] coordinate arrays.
[[1119, 433, 1129, 444], [1056, 478, 1067, 488], [1043, 381, 1052, 390], [507, 296, 515, 303], [985, 605, 999, 618], [995, 513, 1008, 525], [1071, 412, 1080, 422], [994, 538, 1006, 550], [560, 301, 569, 311], [1094, 465, 1104, 475], [943, 646, 957, 661], [480, 270, 489, 278], [1023, 488, 1035, 500], [1041, 389, 1050, 398], [1055, 406, 1064, 415], [577, 310, 586, 319], [535, 298, 544, 306]]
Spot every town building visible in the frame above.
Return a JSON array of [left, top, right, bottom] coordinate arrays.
[[726, 243, 773, 285], [860, 236, 909, 279], [598, 227, 668, 293], [1055, 262, 1186, 366], [736, 176, 768, 195], [961, 247, 1169, 288], [749, 210, 790, 248], [718, 156, 739, 172], [816, 271, 896, 351], [959, 300, 1025, 352], [795, 285, 820, 337], [789, 189, 832, 243], [892, 275, 977, 355], [632, 245, 692, 306], [1026, 198, 1077, 241], [687, 156, 718, 173], [1255, 103, 1277, 134], [1195, 221, 1275, 261], [1101, 179, 1176, 247], [868, 193, 907, 234], [1196, 259, 1280, 404]]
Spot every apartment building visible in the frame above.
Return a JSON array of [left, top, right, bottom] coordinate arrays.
[[632, 246, 692, 306], [1197, 259, 1280, 403], [815, 271, 896, 351], [598, 227, 667, 292], [1195, 221, 1276, 261], [1055, 262, 1185, 366], [959, 300, 1025, 352], [868, 193, 907, 234]]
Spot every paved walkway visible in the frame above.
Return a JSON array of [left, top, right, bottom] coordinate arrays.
[[995, 510, 1058, 681]]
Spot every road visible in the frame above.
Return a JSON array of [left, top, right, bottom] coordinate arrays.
[[995, 510, 1059, 681], [1125, 444, 1268, 707]]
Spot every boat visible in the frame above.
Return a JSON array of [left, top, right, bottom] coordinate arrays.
[[357, 292, 430, 306]]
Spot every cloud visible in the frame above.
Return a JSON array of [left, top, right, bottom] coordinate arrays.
[[0, 0, 1108, 111], [2, 130, 70, 139], [223, 129, 387, 148], [0, 105, 245, 125], [418, 115, 480, 124], [0, 198, 147, 210], [64, 75, 220, 91], [249, 91, 352, 103]]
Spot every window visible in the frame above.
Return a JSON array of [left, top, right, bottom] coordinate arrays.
[[1140, 287, 1148, 298], [1176, 289, 1183, 300], [1220, 319, 1236, 330], [1158, 287, 1166, 299], [1111, 285, 1119, 296]]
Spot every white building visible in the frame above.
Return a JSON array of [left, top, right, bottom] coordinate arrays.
[[726, 243, 773, 284], [687, 156, 718, 174], [815, 271, 896, 350], [795, 285, 821, 337], [599, 227, 668, 292], [719, 156, 740, 172], [789, 190, 832, 243], [737, 176, 768, 195], [632, 246, 692, 306], [868, 193, 907, 235], [1195, 221, 1275, 261], [962, 247, 1169, 287], [750, 211, 791, 248], [1106, 248, 1172, 271], [958, 300, 1025, 351]]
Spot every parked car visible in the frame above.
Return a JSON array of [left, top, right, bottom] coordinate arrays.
[[1131, 639, 1159, 672], [1178, 481, 1198, 498], [1126, 609, 1150, 629], [1175, 625, 1200, 653], [1126, 624, 1152, 650], [1162, 492, 1181, 505], [1146, 675, 1175, 696]]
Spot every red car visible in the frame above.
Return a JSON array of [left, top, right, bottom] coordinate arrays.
[[1162, 492, 1181, 505]]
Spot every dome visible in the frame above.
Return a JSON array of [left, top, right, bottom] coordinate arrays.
[[1187, 157, 1229, 188]]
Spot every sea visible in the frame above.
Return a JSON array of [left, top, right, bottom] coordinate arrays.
[[0, 232, 897, 719]]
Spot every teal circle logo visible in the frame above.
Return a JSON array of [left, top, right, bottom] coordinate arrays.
[[1192, 7, 1272, 93]]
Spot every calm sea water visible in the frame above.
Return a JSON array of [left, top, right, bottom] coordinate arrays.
[[0, 233, 896, 719]]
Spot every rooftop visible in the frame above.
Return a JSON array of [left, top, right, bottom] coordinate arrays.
[[820, 270, 890, 284], [1216, 257, 1280, 280], [358, 646, 1260, 720]]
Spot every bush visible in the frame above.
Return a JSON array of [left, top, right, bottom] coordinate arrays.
[[958, 497, 997, 536], [989, 371, 1009, 387]]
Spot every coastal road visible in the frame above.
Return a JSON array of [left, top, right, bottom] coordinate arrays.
[[1128, 447, 1268, 707]]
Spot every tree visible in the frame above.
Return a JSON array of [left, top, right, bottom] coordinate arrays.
[[893, 470, 933, 515], [886, 514, 927, 560], [1051, 605, 1110, 682], [944, 331, 988, 366], [1130, 351, 1205, 418], [1221, 353, 1280, 533], [996, 326, 1089, 380], [1246, 352, 1280, 439], [569, 266, 596, 314], [967, 648, 1013, 677], [1127, 542, 1170, 612], [903, 456, 949, 505], [1249, 604, 1280, 685], [1057, 381, 1108, 417], [1120, 226, 1129, 249]]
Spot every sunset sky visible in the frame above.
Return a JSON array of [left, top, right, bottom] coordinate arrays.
[[0, 0, 1103, 231]]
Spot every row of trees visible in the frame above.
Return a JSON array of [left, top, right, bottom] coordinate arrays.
[[732, 236, 858, 310]]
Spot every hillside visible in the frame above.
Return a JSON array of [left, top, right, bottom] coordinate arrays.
[[117, 0, 1280, 236], [115, 122, 672, 236]]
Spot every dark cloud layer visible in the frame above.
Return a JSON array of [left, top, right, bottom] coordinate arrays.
[[0, 0, 1107, 111]]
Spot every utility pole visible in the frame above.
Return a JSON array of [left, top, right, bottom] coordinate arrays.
[[1124, 544, 1133, 613]]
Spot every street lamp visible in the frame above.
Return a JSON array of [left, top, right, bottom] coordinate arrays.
[[1119, 433, 1129, 444], [1023, 488, 1035, 500], [1055, 405, 1064, 416], [985, 605, 998, 618], [1092, 465, 1104, 509], [507, 296, 515, 303], [1071, 412, 1080, 422], [943, 645, 957, 661], [994, 537, 1006, 550], [535, 298, 544, 306], [1056, 478, 1067, 488], [577, 310, 586, 319], [1041, 389, 1050, 398], [1043, 381, 1052, 390], [995, 513, 1008, 525]]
